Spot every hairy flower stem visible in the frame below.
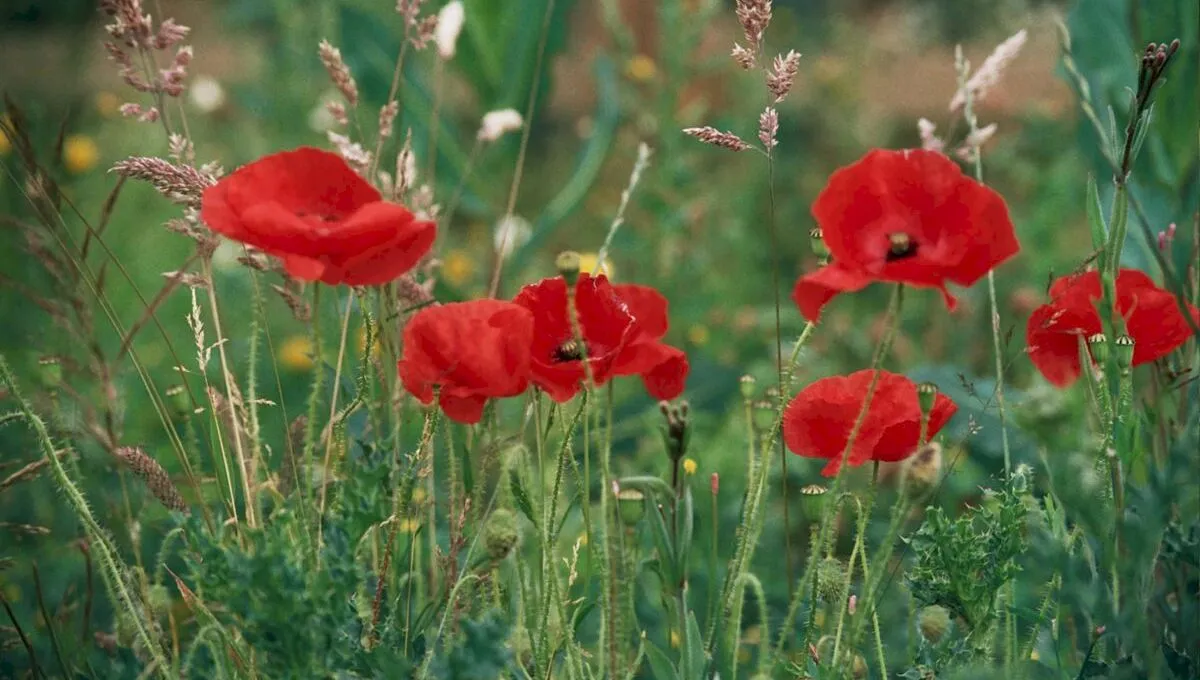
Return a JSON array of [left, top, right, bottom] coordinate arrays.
[[317, 296, 356, 560], [1, 357, 172, 679]]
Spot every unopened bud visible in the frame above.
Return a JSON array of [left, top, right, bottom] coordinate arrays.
[[616, 488, 645, 527], [918, 605, 951, 642], [484, 508, 520, 562], [1114, 335, 1134, 371], [556, 251, 581, 285], [815, 556, 846, 602]]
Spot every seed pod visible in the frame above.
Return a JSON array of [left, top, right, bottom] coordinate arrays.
[[1088, 333, 1109, 365], [555, 251, 581, 285], [739, 374, 757, 400], [916, 382, 938, 418], [815, 556, 846, 603], [809, 228, 830, 259], [1114, 334, 1134, 372], [616, 488, 645, 527], [799, 483, 828, 521], [37, 356, 62, 390], [918, 604, 951, 642]]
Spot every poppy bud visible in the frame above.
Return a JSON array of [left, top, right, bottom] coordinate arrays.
[[799, 483, 828, 520], [616, 487, 645, 527], [815, 556, 846, 602], [916, 382, 938, 418], [484, 508, 520, 562], [902, 442, 942, 499], [918, 605, 951, 642], [555, 250, 581, 285], [852, 654, 868, 679], [739, 374, 756, 400], [1088, 333, 1108, 365], [37, 356, 62, 389], [1114, 335, 1134, 372], [809, 228, 830, 259]]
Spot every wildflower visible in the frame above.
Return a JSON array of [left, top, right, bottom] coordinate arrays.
[[792, 149, 1019, 321], [512, 274, 689, 402], [63, 135, 100, 174], [783, 370, 958, 476], [278, 336, 315, 371], [478, 109, 523, 142], [441, 249, 475, 287], [625, 54, 657, 82], [576, 252, 613, 279], [200, 147, 435, 286], [682, 458, 697, 475], [1026, 268, 1199, 387], [398, 300, 535, 424], [434, 1, 465, 60]]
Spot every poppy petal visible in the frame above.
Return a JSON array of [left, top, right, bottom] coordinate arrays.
[[792, 263, 873, 322]]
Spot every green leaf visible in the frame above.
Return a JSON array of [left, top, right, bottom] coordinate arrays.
[[642, 639, 678, 680], [1086, 174, 1108, 251], [508, 468, 539, 531]]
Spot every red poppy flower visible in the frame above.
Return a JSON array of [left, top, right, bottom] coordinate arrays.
[[793, 149, 1019, 321], [512, 274, 689, 402], [398, 300, 535, 424], [1026, 268, 1199, 387], [200, 147, 435, 286], [783, 369, 957, 477]]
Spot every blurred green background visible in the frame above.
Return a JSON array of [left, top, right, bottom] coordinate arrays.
[[1, 0, 1197, 675]]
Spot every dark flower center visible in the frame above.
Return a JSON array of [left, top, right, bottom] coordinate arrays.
[[886, 232, 917, 261], [296, 210, 338, 222], [551, 339, 585, 363]]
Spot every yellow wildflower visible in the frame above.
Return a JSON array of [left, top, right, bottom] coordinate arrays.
[[63, 135, 100, 174], [441, 249, 475, 287], [1030, 650, 1040, 661], [687, 324, 709, 346], [277, 335, 315, 371], [669, 629, 680, 648], [576, 252, 613, 279], [682, 458, 697, 475], [399, 518, 420, 533], [625, 54, 657, 82], [411, 487, 427, 504], [94, 91, 122, 118], [578, 532, 588, 546]]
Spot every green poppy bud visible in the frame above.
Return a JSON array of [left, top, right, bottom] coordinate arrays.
[[484, 508, 520, 562], [556, 251, 581, 285], [815, 556, 846, 603], [918, 605, 951, 642]]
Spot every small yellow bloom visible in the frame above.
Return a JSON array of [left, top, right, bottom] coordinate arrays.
[[411, 487, 427, 504], [94, 91, 122, 118], [1030, 650, 1040, 661], [63, 135, 100, 174], [687, 324, 709, 346], [578, 532, 588, 546], [576, 252, 613, 280], [669, 629, 681, 648], [399, 518, 420, 533], [625, 54, 657, 83], [277, 335, 315, 371], [441, 249, 475, 287], [682, 458, 697, 475]]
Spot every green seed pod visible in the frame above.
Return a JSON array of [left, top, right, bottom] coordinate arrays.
[[616, 487, 645, 527], [165, 384, 190, 419], [916, 382, 938, 417], [815, 556, 846, 603], [799, 484, 828, 521], [739, 374, 757, 400], [752, 399, 775, 432], [484, 508, 520, 562], [555, 251, 581, 285], [37, 356, 62, 389], [1114, 334, 1134, 372], [918, 605, 951, 643], [1087, 333, 1108, 365], [809, 228, 830, 259]]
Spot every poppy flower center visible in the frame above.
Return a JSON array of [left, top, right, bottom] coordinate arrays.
[[295, 210, 338, 223], [551, 338, 586, 363], [886, 232, 917, 261]]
